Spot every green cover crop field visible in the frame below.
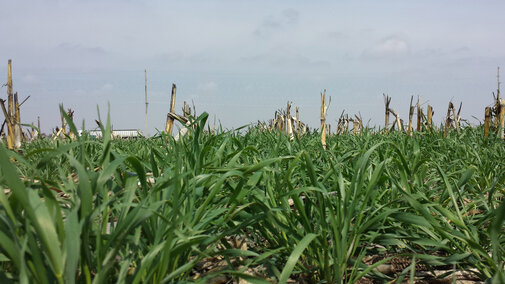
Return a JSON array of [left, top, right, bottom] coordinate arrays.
[[1, 112, 505, 283]]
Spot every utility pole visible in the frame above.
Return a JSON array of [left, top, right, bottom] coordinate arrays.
[[144, 69, 148, 137]]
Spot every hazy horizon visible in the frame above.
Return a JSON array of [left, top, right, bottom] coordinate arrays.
[[1, 0, 504, 135]]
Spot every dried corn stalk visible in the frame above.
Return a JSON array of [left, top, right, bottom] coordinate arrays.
[[336, 110, 347, 135], [453, 102, 462, 136], [383, 94, 401, 132], [167, 112, 190, 140], [60, 103, 67, 136], [58, 104, 75, 139], [165, 84, 177, 135], [416, 97, 422, 132], [212, 114, 216, 134], [499, 100, 505, 139], [296, 107, 300, 136], [383, 94, 391, 133], [37, 116, 41, 138], [7, 60, 14, 148], [351, 114, 363, 135], [286, 101, 294, 140], [443, 102, 462, 137], [427, 105, 434, 130], [492, 67, 501, 128], [320, 90, 330, 149], [390, 108, 402, 132], [407, 96, 414, 137], [0, 60, 22, 149], [183, 101, 191, 118], [484, 107, 492, 138], [444, 102, 453, 137]]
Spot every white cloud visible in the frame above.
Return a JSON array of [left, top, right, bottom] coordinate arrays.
[[254, 9, 299, 38], [241, 52, 330, 69], [97, 83, 114, 93], [67, 83, 114, 101], [363, 37, 410, 59], [197, 81, 218, 92], [84, 83, 115, 98], [21, 74, 41, 84], [56, 42, 107, 55]]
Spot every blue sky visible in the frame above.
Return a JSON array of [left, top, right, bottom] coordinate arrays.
[[1, 0, 504, 134]]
